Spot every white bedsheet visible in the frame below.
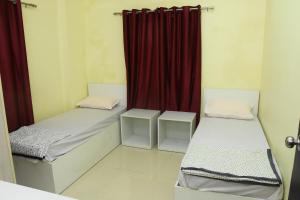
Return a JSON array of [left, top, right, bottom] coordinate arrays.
[[29, 105, 126, 161], [178, 117, 283, 200]]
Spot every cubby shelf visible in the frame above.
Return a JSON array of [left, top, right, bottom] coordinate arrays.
[[158, 111, 196, 153], [121, 109, 160, 149]]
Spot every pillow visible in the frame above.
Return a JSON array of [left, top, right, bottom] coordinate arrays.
[[77, 96, 119, 110], [204, 99, 254, 120]]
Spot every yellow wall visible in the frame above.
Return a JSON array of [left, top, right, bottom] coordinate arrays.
[[259, 0, 300, 199], [22, 0, 266, 121], [22, 0, 88, 121], [86, 0, 266, 90]]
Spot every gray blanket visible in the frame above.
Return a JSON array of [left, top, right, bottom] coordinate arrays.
[[10, 126, 70, 159], [181, 145, 282, 186]]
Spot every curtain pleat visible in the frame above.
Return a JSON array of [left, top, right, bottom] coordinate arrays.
[[123, 6, 202, 120], [0, 0, 34, 132]]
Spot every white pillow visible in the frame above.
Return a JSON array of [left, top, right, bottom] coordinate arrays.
[[204, 99, 254, 120], [77, 96, 119, 110]]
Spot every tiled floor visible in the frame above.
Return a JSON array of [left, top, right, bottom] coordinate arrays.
[[63, 146, 184, 200]]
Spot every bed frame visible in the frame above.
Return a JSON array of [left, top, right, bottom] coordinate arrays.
[[13, 83, 126, 194], [175, 181, 261, 200], [175, 88, 266, 200]]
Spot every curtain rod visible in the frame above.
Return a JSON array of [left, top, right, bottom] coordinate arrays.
[[21, 2, 37, 8], [8, 0, 37, 8], [113, 6, 214, 16]]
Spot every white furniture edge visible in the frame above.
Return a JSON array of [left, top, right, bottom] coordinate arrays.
[[203, 88, 260, 116], [158, 111, 196, 153], [0, 80, 15, 182], [13, 83, 126, 193], [175, 89, 263, 200], [88, 83, 127, 106], [0, 181, 76, 200], [121, 109, 160, 149], [175, 182, 263, 200]]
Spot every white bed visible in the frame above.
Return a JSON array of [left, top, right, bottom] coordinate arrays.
[[175, 89, 283, 200], [33, 104, 126, 161], [13, 83, 126, 193]]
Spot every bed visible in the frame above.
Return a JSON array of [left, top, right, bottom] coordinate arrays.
[[12, 83, 126, 194], [175, 89, 283, 200]]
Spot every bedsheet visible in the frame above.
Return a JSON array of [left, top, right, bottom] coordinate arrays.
[[12, 105, 126, 162], [178, 117, 283, 200]]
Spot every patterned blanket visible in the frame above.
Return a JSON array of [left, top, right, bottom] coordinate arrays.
[[10, 126, 70, 159], [181, 145, 282, 186]]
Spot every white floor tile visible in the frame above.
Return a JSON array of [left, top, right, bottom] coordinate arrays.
[[63, 146, 184, 200]]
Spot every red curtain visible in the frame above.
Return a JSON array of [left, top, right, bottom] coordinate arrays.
[[0, 0, 34, 132], [123, 6, 201, 119]]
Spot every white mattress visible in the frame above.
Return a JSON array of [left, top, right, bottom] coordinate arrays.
[[30, 105, 126, 161], [178, 117, 283, 200]]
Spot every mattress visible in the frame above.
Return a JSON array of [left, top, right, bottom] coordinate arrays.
[[178, 117, 283, 200], [23, 105, 126, 162]]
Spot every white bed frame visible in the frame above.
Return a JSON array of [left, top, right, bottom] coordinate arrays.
[[175, 88, 265, 200], [175, 181, 260, 200], [13, 83, 126, 194]]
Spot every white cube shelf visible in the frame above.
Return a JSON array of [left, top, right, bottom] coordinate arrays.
[[121, 109, 160, 149], [158, 111, 196, 153]]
